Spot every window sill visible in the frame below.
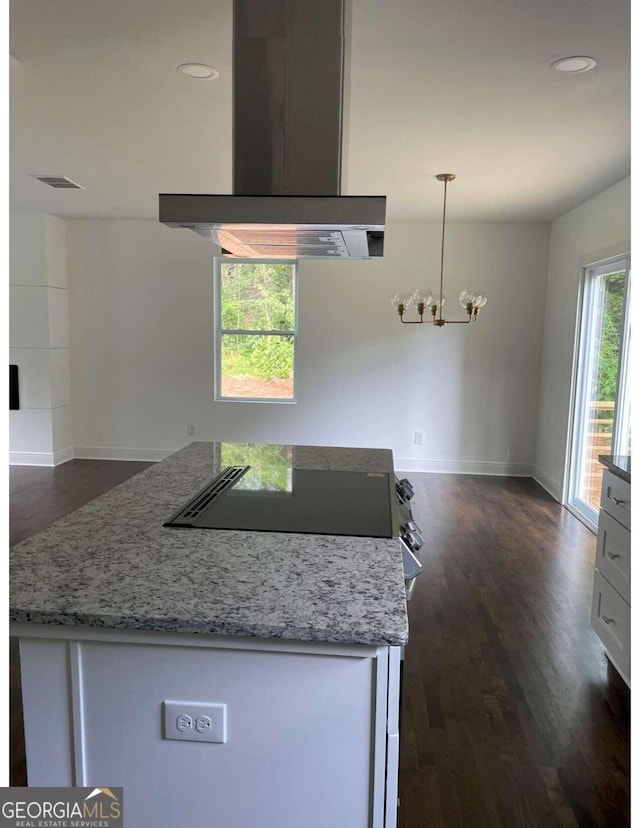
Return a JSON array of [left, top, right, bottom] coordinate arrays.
[[214, 396, 297, 404]]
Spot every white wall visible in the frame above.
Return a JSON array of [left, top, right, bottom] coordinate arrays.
[[10, 213, 73, 465], [66, 219, 550, 472], [534, 177, 631, 499]]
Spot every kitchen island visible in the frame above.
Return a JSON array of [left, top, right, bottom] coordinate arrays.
[[11, 442, 408, 827]]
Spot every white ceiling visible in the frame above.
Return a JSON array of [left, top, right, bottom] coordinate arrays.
[[10, 0, 630, 222]]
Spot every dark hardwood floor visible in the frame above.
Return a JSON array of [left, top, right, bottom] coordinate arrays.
[[9, 463, 629, 825], [10, 459, 152, 546], [399, 474, 629, 827]]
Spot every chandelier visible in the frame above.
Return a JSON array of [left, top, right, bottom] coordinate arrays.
[[391, 173, 487, 326]]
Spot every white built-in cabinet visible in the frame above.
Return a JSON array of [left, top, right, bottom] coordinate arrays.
[[591, 469, 631, 685], [13, 623, 401, 828]]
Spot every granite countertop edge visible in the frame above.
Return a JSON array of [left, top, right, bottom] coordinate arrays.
[[9, 609, 409, 647]]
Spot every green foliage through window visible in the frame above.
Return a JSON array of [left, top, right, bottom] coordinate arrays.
[[221, 335, 294, 382], [595, 273, 624, 401], [217, 261, 296, 398]]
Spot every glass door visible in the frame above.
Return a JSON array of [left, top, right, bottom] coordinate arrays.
[[567, 257, 631, 530]]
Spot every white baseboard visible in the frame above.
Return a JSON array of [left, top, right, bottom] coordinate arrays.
[[394, 458, 535, 477], [54, 446, 75, 465], [10, 449, 558, 496], [532, 467, 562, 502], [10, 451, 56, 467], [10, 447, 74, 467], [73, 446, 172, 462]]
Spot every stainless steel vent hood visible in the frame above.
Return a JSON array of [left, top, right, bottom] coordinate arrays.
[[159, 0, 386, 259]]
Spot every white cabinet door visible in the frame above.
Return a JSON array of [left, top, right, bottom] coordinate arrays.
[[596, 510, 631, 602], [600, 470, 631, 530], [591, 570, 630, 680]]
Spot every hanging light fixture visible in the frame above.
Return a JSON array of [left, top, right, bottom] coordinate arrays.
[[391, 173, 487, 327]]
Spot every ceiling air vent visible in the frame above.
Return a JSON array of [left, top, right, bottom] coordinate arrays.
[[31, 175, 84, 189]]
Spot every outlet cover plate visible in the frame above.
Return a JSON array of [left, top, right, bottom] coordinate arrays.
[[163, 700, 227, 743]]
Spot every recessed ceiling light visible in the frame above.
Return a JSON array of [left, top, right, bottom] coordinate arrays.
[[551, 56, 597, 73], [177, 63, 219, 79]]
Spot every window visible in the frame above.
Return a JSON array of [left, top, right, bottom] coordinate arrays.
[[215, 259, 297, 402], [567, 256, 631, 529]]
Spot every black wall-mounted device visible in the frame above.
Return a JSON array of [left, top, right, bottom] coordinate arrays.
[[10, 365, 19, 410]]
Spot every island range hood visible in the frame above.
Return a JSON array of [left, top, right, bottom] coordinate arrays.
[[159, 0, 386, 259]]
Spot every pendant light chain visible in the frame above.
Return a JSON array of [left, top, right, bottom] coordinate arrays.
[[438, 177, 448, 322]]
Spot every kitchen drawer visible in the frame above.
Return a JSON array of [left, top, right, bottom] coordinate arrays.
[[600, 469, 631, 530], [596, 510, 631, 603], [591, 570, 630, 680]]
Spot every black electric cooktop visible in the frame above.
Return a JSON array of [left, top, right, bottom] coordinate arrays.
[[164, 466, 397, 538]]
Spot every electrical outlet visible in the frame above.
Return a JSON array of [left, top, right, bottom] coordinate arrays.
[[414, 431, 425, 445], [163, 701, 226, 743], [186, 424, 196, 437], [177, 714, 193, 732], [195, 715, 212, 734]]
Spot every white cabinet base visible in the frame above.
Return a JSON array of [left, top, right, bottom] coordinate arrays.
[[605, 651, 630, 689], [13, 623, 401, 828], [591, 468, 631, 687]]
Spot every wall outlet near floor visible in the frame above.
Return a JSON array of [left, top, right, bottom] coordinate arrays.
[[163, 701, 226, 743], [414, 431, 425, 445], [186, 424, 196, 437]]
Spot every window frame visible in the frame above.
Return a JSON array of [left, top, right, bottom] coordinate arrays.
[[214, 257, 299, 404], [565, 254, 631, 530]]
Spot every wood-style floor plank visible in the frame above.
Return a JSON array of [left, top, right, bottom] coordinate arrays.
[[9, 463, 629, 825]]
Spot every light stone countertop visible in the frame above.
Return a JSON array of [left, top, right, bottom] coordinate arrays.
[[10, 442, 409, 646], [598, 454, 631, 484]]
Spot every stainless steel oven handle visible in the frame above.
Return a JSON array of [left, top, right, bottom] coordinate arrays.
[[400, 538, 423, 580]]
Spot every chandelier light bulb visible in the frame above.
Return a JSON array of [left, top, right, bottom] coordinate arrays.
[[459, 289, 472, 308], [459, 289, 488, 310], [411, 289, 435, 309], [391, 292, 413, 310]]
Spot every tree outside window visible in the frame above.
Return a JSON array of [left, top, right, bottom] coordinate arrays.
[[215, 260, 297, 401]]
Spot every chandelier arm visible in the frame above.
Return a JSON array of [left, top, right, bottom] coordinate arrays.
[[400, 318, 426, 324], [435, 317, 473, 325]]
